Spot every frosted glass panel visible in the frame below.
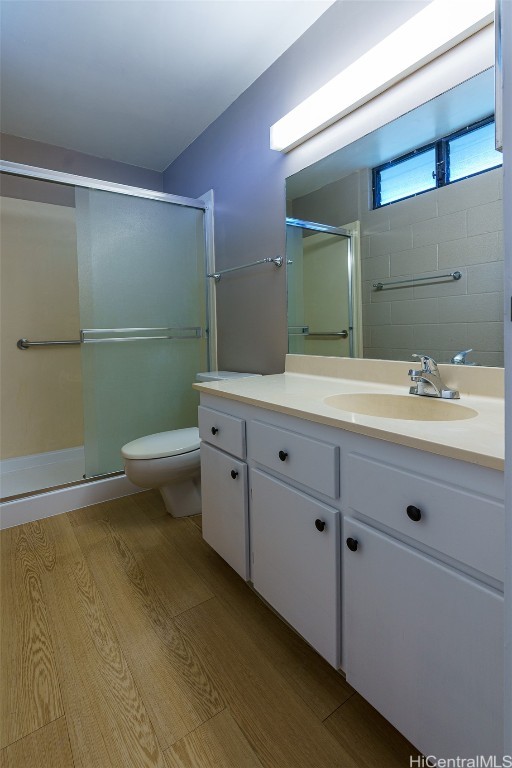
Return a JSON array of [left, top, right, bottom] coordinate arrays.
[[75, 189, 206, 477]]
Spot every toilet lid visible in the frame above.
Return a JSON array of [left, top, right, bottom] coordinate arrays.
[[121, 427, 200, 460]]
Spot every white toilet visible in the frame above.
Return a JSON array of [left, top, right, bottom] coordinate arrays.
[[121, 371, 260, 517]]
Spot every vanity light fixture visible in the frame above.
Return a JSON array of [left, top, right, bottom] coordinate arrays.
[[270, 0, 494, 152]]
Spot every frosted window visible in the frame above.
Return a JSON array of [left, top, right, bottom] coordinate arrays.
[[373, 118, 501, 209], [377, 148, 436, 206], [448, 122, 502, 182]]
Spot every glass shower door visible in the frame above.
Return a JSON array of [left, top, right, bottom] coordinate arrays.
[[75, 188, 207, 478], [286, 220, 353, 358]]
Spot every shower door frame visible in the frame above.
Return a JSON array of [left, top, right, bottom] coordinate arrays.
[[0, 159, 215, 501]]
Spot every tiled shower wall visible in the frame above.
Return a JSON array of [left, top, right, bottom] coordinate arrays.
[[291, 166, 503, 366]]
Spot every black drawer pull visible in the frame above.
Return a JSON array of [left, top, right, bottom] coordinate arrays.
[[211, 426, 219, 435], [346, 537, 358, 552], [406, 505, 422, 522], [314, 519, 326, 532], [278, 450, 288, 462], [230, 469, 238, 479]]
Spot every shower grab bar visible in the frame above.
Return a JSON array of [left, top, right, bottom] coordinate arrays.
[[287, 326, 348, 339], [17, 327, 202, 349], [207, 256, 282, 281], [17, 338, 81, 349], [305, 331, 349, 339], [373, 271, 462, 290]]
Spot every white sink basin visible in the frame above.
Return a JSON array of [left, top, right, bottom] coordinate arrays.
[[323, 393, 478, 421]]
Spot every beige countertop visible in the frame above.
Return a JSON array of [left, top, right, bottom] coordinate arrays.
[[193, 355, 504, 471]]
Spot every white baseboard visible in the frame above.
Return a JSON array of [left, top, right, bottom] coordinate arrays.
[[0, 474, 145, 530], [0, 446, 85, 474]]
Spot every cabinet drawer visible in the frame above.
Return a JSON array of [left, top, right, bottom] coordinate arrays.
[[346, 454, 504, 582], [251, 469, 340, 667], [248, 420, 339, 499], [198, 406, 246, 458]]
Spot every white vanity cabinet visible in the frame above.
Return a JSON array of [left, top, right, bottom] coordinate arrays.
[[198, 405, 249, 579], [197, 391, 505, 758], [250, 469, 340, 668], [247, 417, 341, 668], [343, 517, 504, 759], [342, 444, 504, 759]]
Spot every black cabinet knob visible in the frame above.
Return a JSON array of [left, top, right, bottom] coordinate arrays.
[[278, 450, 288, 462], [346, 537, 358, 552], [230, 469, 238, 479], [406, 505, 422, 522], [211, 426, 219, 435], [315, 519, 326, 532]]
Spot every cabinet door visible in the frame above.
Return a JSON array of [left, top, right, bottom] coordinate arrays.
[[343, 517, 503, 759], [200, 443, 249, 580], [251, 469, 340, 667]]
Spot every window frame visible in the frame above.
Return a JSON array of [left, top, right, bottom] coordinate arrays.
[[372, 115, 500, 209]]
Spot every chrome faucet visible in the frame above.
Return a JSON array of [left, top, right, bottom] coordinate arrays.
[[409, 354, 460, 399]]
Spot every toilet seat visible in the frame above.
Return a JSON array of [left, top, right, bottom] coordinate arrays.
[[121, 427, 200, 460]]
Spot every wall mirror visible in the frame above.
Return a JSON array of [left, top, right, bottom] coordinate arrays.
[[285, 67, 503, 367]]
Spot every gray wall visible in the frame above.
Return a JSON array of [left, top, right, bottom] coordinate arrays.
[[502, 0, 512, 751], [163, 1, 426, 374], [292, 167, 504, 366], [1, 132, 164, 196]]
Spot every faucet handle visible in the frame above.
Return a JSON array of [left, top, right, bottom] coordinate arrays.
[[451, 348, 473, 365], [411, 353, 438, 373]]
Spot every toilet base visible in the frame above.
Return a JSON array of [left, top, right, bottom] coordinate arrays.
[[159, 476, 201, 517]]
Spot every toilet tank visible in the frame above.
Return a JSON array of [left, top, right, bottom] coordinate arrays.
[[195, 371, 261, 382]]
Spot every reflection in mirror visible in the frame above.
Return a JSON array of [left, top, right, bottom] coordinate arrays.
[[287, 219, 362, 359], [285, 68, 503, 367]]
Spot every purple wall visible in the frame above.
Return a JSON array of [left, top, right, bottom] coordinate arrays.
[[1, 132, 163, 192], [163, 1, 425, 374]]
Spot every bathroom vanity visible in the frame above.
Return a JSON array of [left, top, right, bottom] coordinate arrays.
[[194, 355, 505, 760]]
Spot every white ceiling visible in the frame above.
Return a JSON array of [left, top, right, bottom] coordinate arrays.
[[0, 0, 335, 171]]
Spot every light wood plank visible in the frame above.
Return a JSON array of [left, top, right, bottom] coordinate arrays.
[[69, 495, 213, 619], [26, 513, 168, 768], [173, 596, 358, 768], [1, 717, 74, 768], [324, 693, 420, 767], [68, 496, 223, 749], [139, 492, 352, 721], [2, 494, 425, 767], [165, 709, 265, 768], [0, 522, 63, 748]]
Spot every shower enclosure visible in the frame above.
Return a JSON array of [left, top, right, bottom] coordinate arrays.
[[0, 162, 211, 501], [286, 217, 362, 358]]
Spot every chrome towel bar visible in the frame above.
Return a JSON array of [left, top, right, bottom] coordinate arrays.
[[17, 327, 202, 349], [373, 271, 462, 290], [208, 256, 282, 282]]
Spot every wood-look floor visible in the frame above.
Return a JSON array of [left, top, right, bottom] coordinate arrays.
[[1, 490, 418, 768]]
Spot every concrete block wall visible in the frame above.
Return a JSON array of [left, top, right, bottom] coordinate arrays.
[[360, 166, 503, 365]]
